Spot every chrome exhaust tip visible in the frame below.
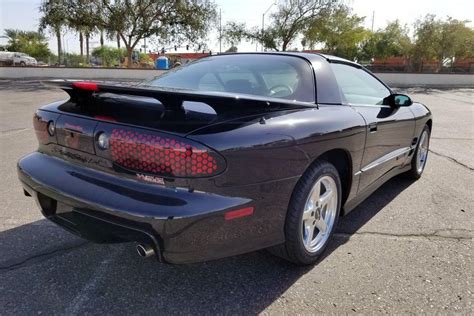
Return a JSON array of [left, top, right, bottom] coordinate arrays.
[[136, 243, 154, 258]]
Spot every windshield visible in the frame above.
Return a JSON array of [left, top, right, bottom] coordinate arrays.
[[145, 54, 315, 102]]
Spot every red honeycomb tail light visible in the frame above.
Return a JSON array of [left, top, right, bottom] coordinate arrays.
[[105, 128, 225, 178]]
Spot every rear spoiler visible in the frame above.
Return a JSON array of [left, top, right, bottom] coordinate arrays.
[[43, 80, 317, 116]]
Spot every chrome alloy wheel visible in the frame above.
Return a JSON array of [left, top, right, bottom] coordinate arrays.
[[416, 130, 429, 173], [301, 175, 338, 253]]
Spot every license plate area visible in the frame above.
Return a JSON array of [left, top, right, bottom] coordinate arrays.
[[56, 115, 98, 154]]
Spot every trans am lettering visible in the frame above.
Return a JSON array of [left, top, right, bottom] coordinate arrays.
[[136, 173, 165, 185]]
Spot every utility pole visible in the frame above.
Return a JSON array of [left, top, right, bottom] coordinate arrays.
[[219, 9, 222, 54], [262, 1, 276, 52], [371, 11, 375, 32]]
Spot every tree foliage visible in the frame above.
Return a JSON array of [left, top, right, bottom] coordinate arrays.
[[413, 15, 474, 65], [360, 20, 412, 61], [96, 0, 217, 67], [303, 5, 368, 60], [224, 0, 339, 51], [92, 45, 125, 66], [36, 0, 474, 71], [3, 29, 51, 61]]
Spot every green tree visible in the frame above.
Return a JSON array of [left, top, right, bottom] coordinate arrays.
[[412, 14, 442, 68], [97, 0, 217, 68], [413, 15, 474, 71], [360, 20, 412, 61], [39, 0, 68, 65], [92, 45, 125, 66], [3, 29, 51, 61], [438, 17, 474, 63], [303, 5, 368, 60], [224, 0, 339, 51]]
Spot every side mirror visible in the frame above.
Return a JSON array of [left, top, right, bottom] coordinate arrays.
[[384, 94, 413, 107]]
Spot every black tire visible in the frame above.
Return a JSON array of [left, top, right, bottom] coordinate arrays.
[[19, 61, 26, 67], [269, 160, 342, 265], [406, 124, 431, 179]]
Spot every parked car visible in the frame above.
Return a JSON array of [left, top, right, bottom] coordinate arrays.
[[17, 53, 432, 265], [0, 51, 37, 66], [0, 51, 14, 66]]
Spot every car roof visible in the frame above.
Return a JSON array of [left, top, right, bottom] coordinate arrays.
[[208, 52, 346, 105], [213, 51, 361, 68], [317, 54, 361, 67]]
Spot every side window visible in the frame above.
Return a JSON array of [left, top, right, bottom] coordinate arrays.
[[330, 63, 390, 106]]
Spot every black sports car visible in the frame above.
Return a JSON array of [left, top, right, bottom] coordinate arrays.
[[17, 53, 432, 265]]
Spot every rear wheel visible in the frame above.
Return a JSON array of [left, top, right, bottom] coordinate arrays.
[[270, 160, 341, 265], [406, 125, 430, 179]]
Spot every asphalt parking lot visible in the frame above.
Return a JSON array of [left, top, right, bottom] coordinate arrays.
[[0, 80, 472, 314]]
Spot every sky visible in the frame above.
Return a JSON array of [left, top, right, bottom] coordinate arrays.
[[1, 0, 473, 55]]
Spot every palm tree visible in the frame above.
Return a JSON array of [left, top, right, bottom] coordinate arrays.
[[39, 0, 68, 65], [67, 0, 98, 63]]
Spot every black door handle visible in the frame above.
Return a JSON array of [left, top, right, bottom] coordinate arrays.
[[368, 123, 377, 132]]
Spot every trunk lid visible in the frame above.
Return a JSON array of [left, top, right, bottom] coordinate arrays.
[[36, 80, 315, 179]]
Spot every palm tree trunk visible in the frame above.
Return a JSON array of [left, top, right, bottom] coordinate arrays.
[[86, 33, 90, 63], [100, 30, 104, 48], [56, 28, 62, 65], [79, 32, 84, 57]]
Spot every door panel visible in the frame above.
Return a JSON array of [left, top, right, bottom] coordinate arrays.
[[355, 105, 415, 191], [327, 62, 416, 192]]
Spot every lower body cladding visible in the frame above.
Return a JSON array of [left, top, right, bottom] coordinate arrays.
[[17, 152, 297, 264]]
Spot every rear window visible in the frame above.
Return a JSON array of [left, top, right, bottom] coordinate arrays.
[[145, 54, 315, 102]]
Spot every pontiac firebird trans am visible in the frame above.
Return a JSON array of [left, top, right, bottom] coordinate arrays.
[[17, 53, 432, 265]]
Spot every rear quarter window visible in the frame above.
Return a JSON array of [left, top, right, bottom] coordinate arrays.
[[330, 63, 391, 105]]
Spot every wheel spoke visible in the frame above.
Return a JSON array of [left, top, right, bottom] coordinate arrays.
[[304, 222, 315, 243], [417, 131, 430, 173], [302, 210, 313, 221], [319, 189, 332, 208], [314, 218, 328, 234], [310, 180, 321, 204]]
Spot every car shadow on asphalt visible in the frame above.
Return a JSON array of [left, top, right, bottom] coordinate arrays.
[[0, 176, 414, 314], [335, 176, 414, 237]]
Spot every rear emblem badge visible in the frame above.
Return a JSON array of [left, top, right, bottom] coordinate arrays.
[[136, 173, 165, 185]]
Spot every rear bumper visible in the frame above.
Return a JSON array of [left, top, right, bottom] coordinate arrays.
[[18, 152, 292, 263]]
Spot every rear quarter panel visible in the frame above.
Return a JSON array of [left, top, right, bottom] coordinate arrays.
[[182, 105, 366, 247], [188, 105, 366, 202]]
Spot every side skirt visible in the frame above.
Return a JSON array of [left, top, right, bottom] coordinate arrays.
[[342, 164, 411, 215]]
